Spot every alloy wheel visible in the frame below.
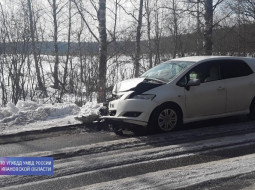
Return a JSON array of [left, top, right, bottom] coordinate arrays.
[[157, 108, 178, 131]]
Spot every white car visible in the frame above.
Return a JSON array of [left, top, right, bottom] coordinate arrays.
[[103, 56, 255, 133]]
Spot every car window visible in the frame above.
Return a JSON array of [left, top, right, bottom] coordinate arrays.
[[221, 60, 253, 79], [177, 61, 220, 87], [141, 61, 194, 83], [177, 75, 188, 87]]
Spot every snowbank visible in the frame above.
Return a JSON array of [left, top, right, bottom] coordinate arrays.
[[75, 102, 103, 123], [0, 101, 103, 133], [0, 100, 80, 126]]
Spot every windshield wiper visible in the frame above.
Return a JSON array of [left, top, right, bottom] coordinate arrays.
[[144, 77, 167, 84]]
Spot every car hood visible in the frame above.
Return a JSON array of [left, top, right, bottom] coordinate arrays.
[[112, 78, 145, 95], [112, 77, 164, 96]]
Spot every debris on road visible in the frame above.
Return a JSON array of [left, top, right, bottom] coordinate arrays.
[[75, 102, 104, 124]]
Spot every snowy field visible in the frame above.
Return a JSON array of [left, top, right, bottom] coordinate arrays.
[[0, 100, 103, 135], [0, 54, 137, 106]]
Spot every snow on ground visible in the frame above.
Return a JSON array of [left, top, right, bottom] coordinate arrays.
[[75, 102, 103, 123], [0, 100, 103, 135]]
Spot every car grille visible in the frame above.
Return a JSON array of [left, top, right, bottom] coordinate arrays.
[[109, 110, 116, 116]]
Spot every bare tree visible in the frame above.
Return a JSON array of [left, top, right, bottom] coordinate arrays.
[[73, 0, 121, 102], [154, 0, 161, 65], [204, 0, 213, 55], [241, 0, 255, 21], [144, 0, 153, 68], [97, 0, 107, 102], [27, 0, 47, 97], [134, 0, 144, 77], [60, 0, 72, 99], [0, 3, 8, 105], [169, 0, 180, 58], [190, 0, 203, 55], [203, 0, 227, 55], [47, 0, 66, 90]]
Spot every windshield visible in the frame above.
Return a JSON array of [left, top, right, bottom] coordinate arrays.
[[141, 61, 195, 82]]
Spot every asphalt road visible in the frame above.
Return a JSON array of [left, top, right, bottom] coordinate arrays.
[[0, 129, 122, 157], [2, 116, 255, 190]]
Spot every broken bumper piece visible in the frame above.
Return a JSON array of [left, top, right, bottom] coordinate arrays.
[[101, 116, 148, 126]]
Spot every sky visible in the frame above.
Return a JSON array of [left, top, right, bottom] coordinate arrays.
[[0, 0, 146, 42], [0, 0, 231, 42]]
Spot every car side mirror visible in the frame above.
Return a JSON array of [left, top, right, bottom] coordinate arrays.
[[185, 79, 201, 91]]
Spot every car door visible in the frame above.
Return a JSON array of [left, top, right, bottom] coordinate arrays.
[[220, 59, 254, 112], [184, 61, 227, 118]]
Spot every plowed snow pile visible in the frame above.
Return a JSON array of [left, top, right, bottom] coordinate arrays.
[[0, 101, 103, 135]]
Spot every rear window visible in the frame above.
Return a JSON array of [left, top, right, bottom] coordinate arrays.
[[221, 60, 253, 79]]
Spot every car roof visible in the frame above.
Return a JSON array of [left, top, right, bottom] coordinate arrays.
[[171, 56, 255, 63]]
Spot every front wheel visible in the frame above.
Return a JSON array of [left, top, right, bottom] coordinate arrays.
[[110, 124, 124, 136], [149, 104, 182, 132]]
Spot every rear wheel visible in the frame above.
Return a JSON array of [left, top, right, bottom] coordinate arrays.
[[249, 99, 255, 120], [149, 104, 182, 132]]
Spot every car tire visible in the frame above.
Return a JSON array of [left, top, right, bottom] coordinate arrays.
[[249, 99, 255, 120], [149, 103, 182, 132], [112, 125, 124, 136], [132, 127, 148, 136]]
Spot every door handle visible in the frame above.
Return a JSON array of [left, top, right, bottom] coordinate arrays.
[[217, 86, 225, 91]]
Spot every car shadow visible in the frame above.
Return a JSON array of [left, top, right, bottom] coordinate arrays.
[[81, 115, 251, 138], [125, 115, 251, 137], [178, 115, 250, 131]]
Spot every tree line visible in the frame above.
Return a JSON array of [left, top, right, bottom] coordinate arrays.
[[0, 0, 255, 106]]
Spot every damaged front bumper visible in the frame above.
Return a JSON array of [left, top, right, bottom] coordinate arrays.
[[101, 93, 158, 128], [101, 77, 163, 129], [101, 115, 148, 126]]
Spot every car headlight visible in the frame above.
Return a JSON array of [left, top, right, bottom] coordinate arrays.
[[131, 94, 156, 100]]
